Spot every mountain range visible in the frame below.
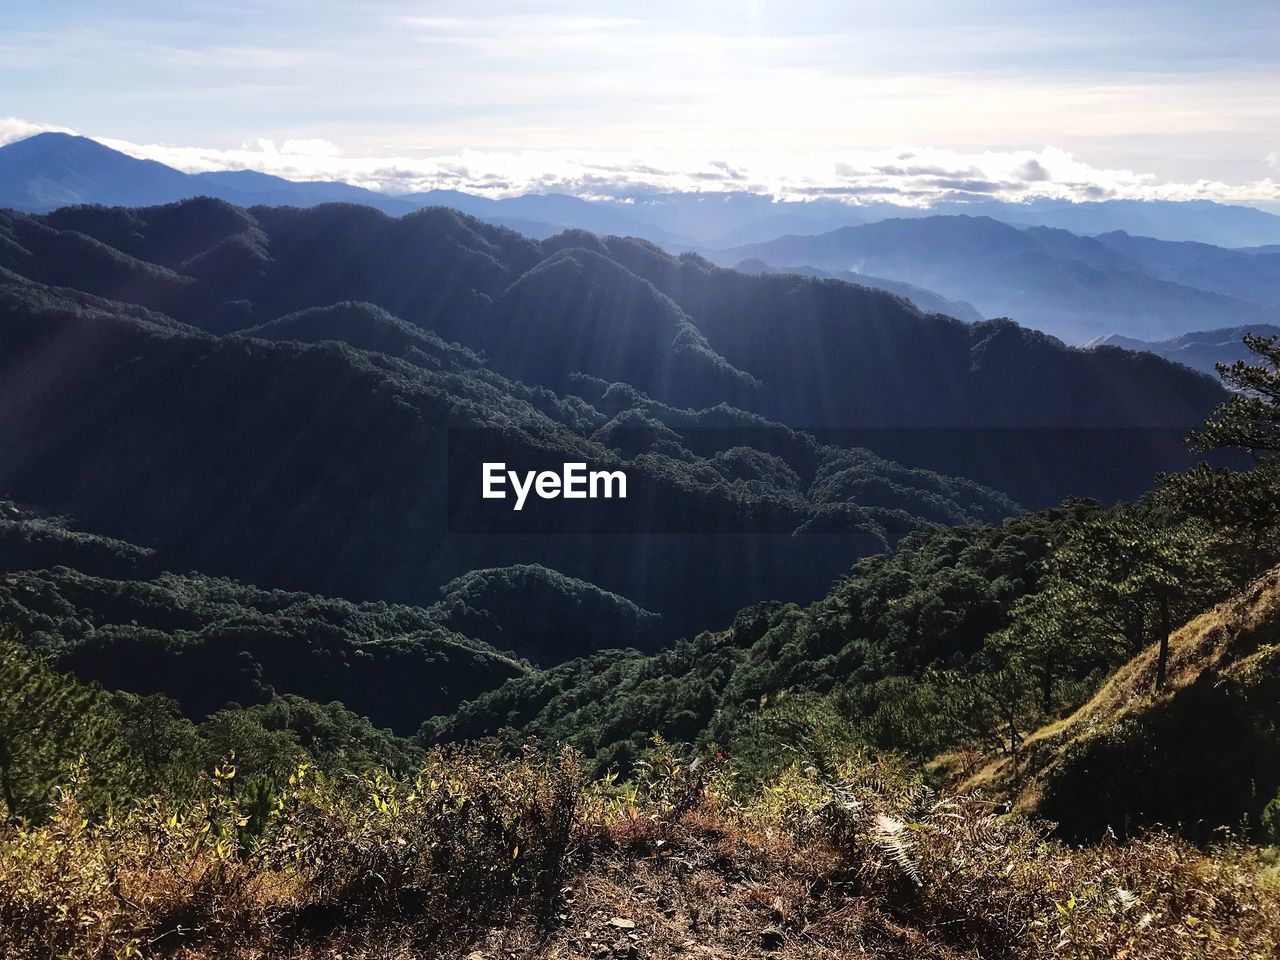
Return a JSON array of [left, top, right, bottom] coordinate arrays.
[[2, 198, 1278, 960], [1087, 323, 1280, 378], [4, 146, 1279, 872], [732, 257, 986, 322], [6, 132, 1280, 249], [0, 196, 1229, 657], [721, 217, 1280, 343], [5, 133, 1278, 350]]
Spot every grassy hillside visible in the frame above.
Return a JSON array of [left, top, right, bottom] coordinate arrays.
[[967, 564, 1280, 841]]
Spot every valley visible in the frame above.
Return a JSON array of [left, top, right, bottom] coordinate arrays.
[[2, 141, 1280, 960]]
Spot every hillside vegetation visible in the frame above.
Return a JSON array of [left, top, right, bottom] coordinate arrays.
[[2, 728, 1277, 960], [969, 563, 1280, 841]]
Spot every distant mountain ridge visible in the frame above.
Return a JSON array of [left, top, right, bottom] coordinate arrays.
[[722, 216, 1280, 343], [5, 133, 1280, 249], [733, 257, 985, 322], [1088, 323, 1280, 378]]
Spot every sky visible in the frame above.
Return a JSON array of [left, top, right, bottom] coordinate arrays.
[[2, 0, 1278, 207]]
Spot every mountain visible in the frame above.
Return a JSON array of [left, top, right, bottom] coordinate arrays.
[[719, 216, 1280, 343], [403, 189, 696, 246], [992, 198, 1280, 248], [1088, 324, 1280, 378], [8, 134, 1280, 252], [424, 502, 1100, 770], [0, 500, 671, 731], [1090, 230, 1280, 304], [0, 200, 1225, 432], [0, 133, 409, 214], [0, 204, 1034, 643], [0, 134, 681, 242], [733, 257, 985, 322], [190, 169, 417, 214], [519, 192, 1280, 249], [0, 199, 1228, 648], [0, 558, 524, 732], [0, 134, 676, 242], [0, 132, 197, 210], [624, 195, 1280, 249], [967, 564, 1280, 841]]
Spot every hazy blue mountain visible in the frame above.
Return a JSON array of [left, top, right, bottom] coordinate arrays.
[[191, 169, 417, 214], [1087, 324, 1280, 378], [562, 193, 1280, 249], [989, 198, 1280, 248], [1090, 231, 1280, 305], [720, 216, 1280, 343], [733, 257, 984, 322], [0, 133, 413, 215], [7, 133, 1280, 252], [0, 135, 676, 242], [709, 213, 875, 248], [0, 132, 196, 210], [639, 195, 1280, 248]]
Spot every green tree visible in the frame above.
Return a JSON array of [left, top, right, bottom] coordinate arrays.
[[1161, 333, 1280, 579], [0, 625, 130, 820], [1193, 332, 1280, 455], [111, 691, 204, 798], [197, 707, 309, 791], [1030, 513, 1227, 693], [1161, 462, 1280, 580]]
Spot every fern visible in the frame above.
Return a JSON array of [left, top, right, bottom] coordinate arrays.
[[872, 812, 923, 886]]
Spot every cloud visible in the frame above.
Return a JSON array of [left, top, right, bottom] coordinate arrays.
[[1017, 159, 1051, 182], [2, 118, 1269, 209], [0, 116, 75, 146]]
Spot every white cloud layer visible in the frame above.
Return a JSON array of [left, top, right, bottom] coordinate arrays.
[[0, 117, 74, 144], [99, 137, 1280, 208], [4, 116, 1277, 207]]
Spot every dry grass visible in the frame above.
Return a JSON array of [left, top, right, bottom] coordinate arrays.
[[962, 564, 1280, 819], [1, 748, 1277, 959]]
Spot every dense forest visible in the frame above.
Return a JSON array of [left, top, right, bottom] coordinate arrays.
[[0, 200, 1226, 638]]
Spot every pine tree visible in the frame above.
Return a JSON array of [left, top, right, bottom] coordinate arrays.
[[0, 625, 130, 820], [1192, 333, 1280, 455], [1002, 513, 1229, 698], [1162, 333, 1280, 579]]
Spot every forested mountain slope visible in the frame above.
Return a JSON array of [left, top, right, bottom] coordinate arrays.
[[0, 504, 661, 730], [0, 564, 522, 732], [0, 198, 1226, 640], [0, 265, 1016, 642], [423, 503, 1100, 771], [0, 201, 1224, 429]]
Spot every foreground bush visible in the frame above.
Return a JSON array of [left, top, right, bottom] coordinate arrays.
[[0, 746, 1276, 959], [0, 746, 578, 959]]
